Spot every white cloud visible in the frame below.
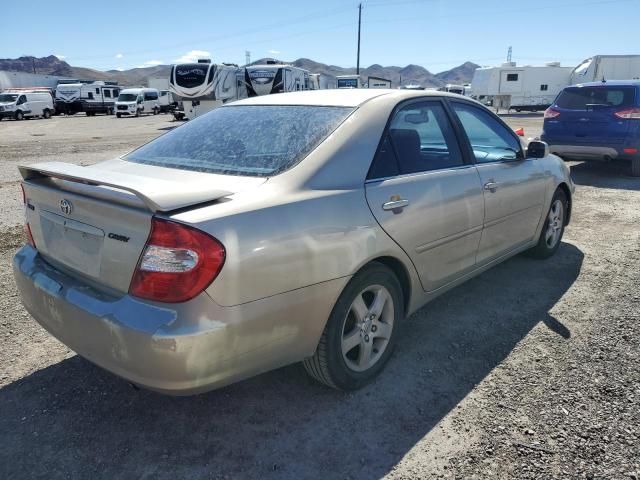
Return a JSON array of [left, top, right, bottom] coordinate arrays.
[[136, 60, 164, 68], [174, 50, 211, 63], [54, 54, 66, 60], [115, 53, 123, 59], [268, 49, 281, 55]]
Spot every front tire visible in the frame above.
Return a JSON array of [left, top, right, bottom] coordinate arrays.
[[116, 113, 121, 118], [526, 188, 567, 259], [14, 110, 24, 121], [304, 262, 403, 390]]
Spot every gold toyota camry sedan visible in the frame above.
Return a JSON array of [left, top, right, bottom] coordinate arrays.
[[13, 89, 574, 395]]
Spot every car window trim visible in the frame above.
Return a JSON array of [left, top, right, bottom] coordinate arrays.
[[366, 96, 472, 181], [365, 163, 477, 184], [446, 99, 526, 164]]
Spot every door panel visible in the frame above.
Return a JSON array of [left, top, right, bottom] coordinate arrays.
[[475, 161, 545, 262], [449, 101, 547, 263], [366, 168, 484, 291]]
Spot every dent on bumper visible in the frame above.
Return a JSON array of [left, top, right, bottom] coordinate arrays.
[[13, 246, 347, 394]]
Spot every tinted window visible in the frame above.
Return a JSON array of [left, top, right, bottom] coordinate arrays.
[[104, 90, 111, 98], [540, 84, 548, 91], [17, 95, 26, 105], [452, 103, 521, 163], [387, 102, 463, 175], [88, 92, 94, 100], [125, 105, 353, 176], [144, 91, 158, 100], [118, 93, 137, 101], [506, 74, 518, 81], [368, 136, 399, 179], [95, 88, 100, 94], [555, 86, 636, 109]]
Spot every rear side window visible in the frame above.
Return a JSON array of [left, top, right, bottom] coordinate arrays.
[[368, 101, 463, 178], [144, 91, 158, 100], [125, 105, 353, 176], [555, 86, 636, 109]]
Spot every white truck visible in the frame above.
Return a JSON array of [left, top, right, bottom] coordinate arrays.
[[0, 89, 54, 120], [54, 81, 120, 116], [570, 55, 640, 84], [169, 59, 245, 120], [244, 62, 310, 96], [471, 61, 572, 112]]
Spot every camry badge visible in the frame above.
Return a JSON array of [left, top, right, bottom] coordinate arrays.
[[60, 199, 73, 215]]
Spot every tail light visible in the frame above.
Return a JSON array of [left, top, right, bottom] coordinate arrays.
[[614, 108, 640, 119], [129, 217, 225, 303], [21, 184, 36, 248], [544, 108, 561, 119]]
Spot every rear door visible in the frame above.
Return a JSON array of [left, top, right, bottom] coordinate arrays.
[[449, 101, 546, 263], [545, 85, 636, 144], [365, 99, 485, 292]]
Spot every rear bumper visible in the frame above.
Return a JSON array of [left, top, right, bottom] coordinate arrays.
[[13, 246, 345, 395], [544, 143, 621, 160]]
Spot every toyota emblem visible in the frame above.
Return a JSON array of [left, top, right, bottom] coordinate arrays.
[[60, 199, 73, 215]]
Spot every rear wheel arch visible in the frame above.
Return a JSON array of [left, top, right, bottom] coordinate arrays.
[[360, 256, 412, 316]]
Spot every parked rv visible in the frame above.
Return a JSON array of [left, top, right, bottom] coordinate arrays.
[[244, 62, 310, 96], [570, 55, 640, 85], [114, 88, 161, 118], [471, 62, 572, 112], [54, 82, 119, 116], [0, 89, 54, 120], [169, 59, 244, 120]]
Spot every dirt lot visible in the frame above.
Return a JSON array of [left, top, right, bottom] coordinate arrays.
[[0, 113, 638, 479]]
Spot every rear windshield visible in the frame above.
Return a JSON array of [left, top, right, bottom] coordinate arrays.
[[125, 105, 354, 176], [555, 86, 636, 110]]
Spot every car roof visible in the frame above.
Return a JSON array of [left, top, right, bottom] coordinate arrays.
[[571, 80, 640, 88], [230, 88, 468, 108]]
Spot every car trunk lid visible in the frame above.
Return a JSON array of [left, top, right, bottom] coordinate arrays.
[[20, 160, 265, 294]]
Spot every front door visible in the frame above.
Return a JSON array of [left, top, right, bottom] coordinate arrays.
[[365, 99, 485, 292], [449, 101, 546, 263]]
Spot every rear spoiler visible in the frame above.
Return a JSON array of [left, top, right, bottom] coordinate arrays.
[[19, 161, 232, 213]]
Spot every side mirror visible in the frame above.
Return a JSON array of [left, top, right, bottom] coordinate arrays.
[[526, 140, 549, 159]]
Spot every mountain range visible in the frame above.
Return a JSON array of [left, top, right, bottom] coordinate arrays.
[[0, 55, 479, 88]]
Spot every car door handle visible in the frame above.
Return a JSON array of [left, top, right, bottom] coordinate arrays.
[[483, 182, 499, 192], [382, 199, 410, 211]]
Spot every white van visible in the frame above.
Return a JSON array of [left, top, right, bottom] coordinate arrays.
[[114, 88, 161, 117], [0, 91, 54, 121]]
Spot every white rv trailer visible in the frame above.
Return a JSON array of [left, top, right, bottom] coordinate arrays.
[[471, 62, 572, 111], [169, 59, 245, 120], [244, 62, 310, 97], [367, 76, 392, 89], [54, 81, 120, 115], [570, 55, 640, 84], [308, 73, 335, 90]]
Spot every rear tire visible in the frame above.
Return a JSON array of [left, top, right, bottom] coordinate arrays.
[[153, 107, 159, 115], [526, 188, 567, 259], [632, 157, 640, 177], [43, 109, 51, 119], [303, 262, 403, 390]]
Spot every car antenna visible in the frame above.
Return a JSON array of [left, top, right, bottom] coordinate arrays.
[[601, 75, 606, 83]]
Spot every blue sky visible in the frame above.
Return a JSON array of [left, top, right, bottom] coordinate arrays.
[[2, 0, 639, 73]]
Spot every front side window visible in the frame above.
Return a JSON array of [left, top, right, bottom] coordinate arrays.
[[452, 103, 521, 163], [368, 101, 463, 178], [17, 95, 27, 105], [125, 105, 353, 176]]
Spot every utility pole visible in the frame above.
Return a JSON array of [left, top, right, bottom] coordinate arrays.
[[356, 3, 362, 75], [245, 51, 251, 66], [32, 57, 37, 74]]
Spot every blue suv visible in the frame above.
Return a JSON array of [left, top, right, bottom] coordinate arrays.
[[541, 81, 640, 176]]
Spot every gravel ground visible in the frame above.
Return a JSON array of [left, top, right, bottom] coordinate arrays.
[[0, 112, 638, 479]]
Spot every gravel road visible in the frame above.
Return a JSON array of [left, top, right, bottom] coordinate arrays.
[[0, 113, 638, 479]]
